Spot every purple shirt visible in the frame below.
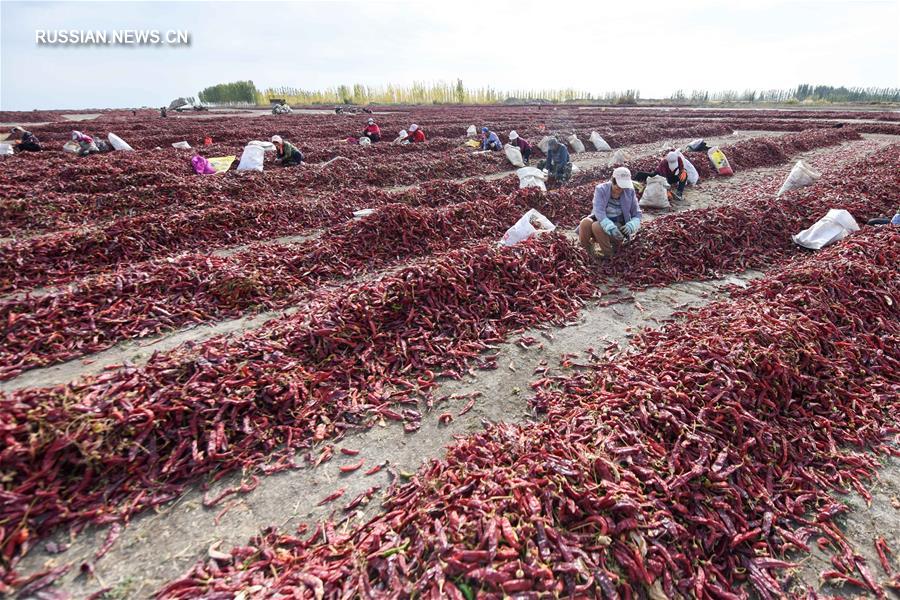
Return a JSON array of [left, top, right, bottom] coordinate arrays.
[[592, 181, 641, 225]]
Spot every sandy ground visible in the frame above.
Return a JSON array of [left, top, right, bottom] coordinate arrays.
[[8, 133, 900, 598]]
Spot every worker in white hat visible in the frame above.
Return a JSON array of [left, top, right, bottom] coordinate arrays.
[[362, 118, 381, 142], [657, 150, 688, 201], [271, 134, 303, 166], [508, 130, 532, 164], [407, 123, 426, 143], [578, 166, 642, 257]]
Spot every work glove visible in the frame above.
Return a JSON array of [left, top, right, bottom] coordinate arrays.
[[601, 218, 624, 241], [624, 219, 640, 237]]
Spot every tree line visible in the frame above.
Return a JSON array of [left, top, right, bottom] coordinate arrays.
[[194, 80, 898, 106]]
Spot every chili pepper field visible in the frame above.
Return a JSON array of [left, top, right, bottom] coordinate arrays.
[[1, 105, 899, 599]]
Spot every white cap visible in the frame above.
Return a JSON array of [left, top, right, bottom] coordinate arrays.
[[612, 166, 634, 189], [509, 130, 518, 140], [666, 150, 679, 170], [367, 118, 374, 124], [271, 135, 282, 144], [409, 124, 418, 132]]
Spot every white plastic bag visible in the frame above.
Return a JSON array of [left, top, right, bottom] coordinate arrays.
[[516, 166, 547, 191], [353, 208, 375, 219], [394, 130, 408, 144], [63, 141, 79, 153], [792, 209, 859, 250], [107, 133, 133, 151], [639, 175, 671, 209], [0, 143, 12, 156], [248, 140, 276, 152], [172, 141, 191, 149], [237, 144, 265, 172], [676, 151, 699, 185], [589, 131, 611, 151], [359, 137, 372, 146], [466, 125, 477, 137], [537, 135, 553, 154], [567, 134, 585, 154], [607, 149, 626, 166], [504, 144, 525, 167], [500, 209, 556, 246], [778, 160, 821, 196]]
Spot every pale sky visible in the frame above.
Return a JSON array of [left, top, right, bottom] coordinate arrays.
[[1, 0, 899, 110]]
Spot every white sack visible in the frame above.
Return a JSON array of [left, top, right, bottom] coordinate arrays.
[[639, 175, 671, 209], [466, 125, 477, 137], [676, 150, 700, 185], [537, 135, 553, 154], [567, 134, 585, 154], [500, 209, 556, 246], [0, 143, 12, 156], [792, 209, 859, 250], [172, 141, 191, 149], [107, 133, 133, 151], [62, 141, 80, 153], [607, 149, 626, 166], [589, 131, 611, 151], [237, 144, 265, 172], [516, 166, 547, 191], [778, 160, 821, 196], [504, 143, 525, 167]]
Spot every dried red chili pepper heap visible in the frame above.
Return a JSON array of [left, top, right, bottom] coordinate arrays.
[[155, 227, 900, 599], [0, 236, 595, 580]]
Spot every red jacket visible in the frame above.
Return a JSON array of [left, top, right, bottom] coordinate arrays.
[[364, 124, 381, 136], [408, 129, 426, 143], [657, 156, 683, 177]]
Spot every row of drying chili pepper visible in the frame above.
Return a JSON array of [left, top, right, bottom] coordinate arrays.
[[0, 117, 739, 236], [154, 226, 900, 599], [599, 140, 900, 287], [0, 127, 860, 294], [0, 235, 597, 589], [0, 128, 869, 377], [0, 186, 569, 379], [0, 128, 873, 381]]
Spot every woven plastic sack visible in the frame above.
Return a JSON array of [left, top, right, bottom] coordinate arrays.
[[516, 166, 547, 191], [237, 144, 265, 172], [500, 209, 556, 246], [792, 209, 859, 250], [504, 144, 525, 167], [778, 160, 821, 196], [708, 146, 733, 175], [607, 149, 626, 166], [172, 141, 191, 149], [589, 131, 611, 151], [567, 134, 585, 154], [638, 175, 671, 209], [108, 133, 133, 151]]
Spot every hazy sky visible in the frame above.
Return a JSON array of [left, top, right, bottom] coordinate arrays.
[[2, 0, 899, 110]]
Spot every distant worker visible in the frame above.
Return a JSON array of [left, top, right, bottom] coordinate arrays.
[[9, 127, 41, 152], [407, 124, 426, 143], [508, 131, 532, 164], [658, 150, 687, 201], [363, 118, 381, 142], [481, 127, 502, 151], [271, 135, 303, 166], [71, 131, 99, 156], [578, 166, 641, 257], [160, 107, 167, 118], [538, 137, 571, 183]]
